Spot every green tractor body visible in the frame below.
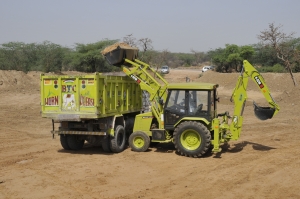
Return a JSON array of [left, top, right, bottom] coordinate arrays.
[[101, 43, 280, 158]]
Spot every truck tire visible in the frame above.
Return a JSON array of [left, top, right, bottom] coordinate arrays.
[[102, 136, 111, 152], [173, 121, 211, 158], [67, 135, 84, 150], [110, 125, 126, 153], [129, 131, 150, 152], [125, 117, 135, 134], [60, 134, 71, 150]]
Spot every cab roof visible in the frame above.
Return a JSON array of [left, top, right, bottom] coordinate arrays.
[[167, 82, 218, 90]]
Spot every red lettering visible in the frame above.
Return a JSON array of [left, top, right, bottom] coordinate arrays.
[[45, 96, 58, 106], [80, 95, 94, 107], [62, 85, 76, 92]]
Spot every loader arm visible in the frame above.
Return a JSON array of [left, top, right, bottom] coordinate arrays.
[[102, 44, 169, 129], [121, 59, 169, 128], [227, 60, 280, 140]]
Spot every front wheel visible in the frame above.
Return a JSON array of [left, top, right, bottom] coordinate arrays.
[[129, 131, 150, 152], [173, 121, 211, 158]]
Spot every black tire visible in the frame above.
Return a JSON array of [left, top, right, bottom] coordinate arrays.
[[110, 125, 126, 153], [150, 141, 159, 148], [129, 131, 150, 152], [173, 121, 211, 158], [67, 135, 84, 150], [102, 136, 111, 152], [60, 134, 71, 150], [125, 117, 135, 135]]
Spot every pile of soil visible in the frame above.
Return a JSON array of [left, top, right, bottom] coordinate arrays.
[[101, 42, 138, 55]]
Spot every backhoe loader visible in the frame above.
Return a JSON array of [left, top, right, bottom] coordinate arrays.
[[102, 43, 280, 157]]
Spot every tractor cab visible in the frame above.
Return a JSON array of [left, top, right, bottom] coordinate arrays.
[[164, 83, 219, 130]]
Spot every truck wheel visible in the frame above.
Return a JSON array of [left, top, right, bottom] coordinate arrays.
[[173, 121, 211, 158], [60, 134, 71, 150], [129, 131, 150, 152], [102, 136, 111, 152], [110, 125, 126, 153], [67, 135, 84, 150], [125, 117, 135, 134]]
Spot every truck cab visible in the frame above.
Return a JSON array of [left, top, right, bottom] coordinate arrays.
[[164, 83, 218, 130]]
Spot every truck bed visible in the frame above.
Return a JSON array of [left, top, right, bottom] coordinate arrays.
[[40, 73, 143, 121]]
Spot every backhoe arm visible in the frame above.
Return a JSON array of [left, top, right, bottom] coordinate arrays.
[[225, 60, 280, 141], [243, 60, 280, 119]]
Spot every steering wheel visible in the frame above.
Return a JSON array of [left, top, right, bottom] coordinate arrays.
[[194, 104, 203, 115]]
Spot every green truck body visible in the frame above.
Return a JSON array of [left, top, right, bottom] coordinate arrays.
[[40, 73, 147, 152], [41, 73, 143, 120]]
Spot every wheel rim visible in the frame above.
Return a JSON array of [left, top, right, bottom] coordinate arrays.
[[180, 129, 201, 150], [133, 136, 145, 148]]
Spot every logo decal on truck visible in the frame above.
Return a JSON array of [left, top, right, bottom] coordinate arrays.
[[62, 85, 76, 92], [254, 76, 264, 89], [80, 95, 94, 107], [45, 96, 58, 106], [62, 94, 76, 110]]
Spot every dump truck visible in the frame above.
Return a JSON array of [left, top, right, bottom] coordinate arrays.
[[99, 43, 280, 157], [40, 73, 149, 152]]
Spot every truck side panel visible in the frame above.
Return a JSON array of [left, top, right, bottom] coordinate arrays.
[[41, 73, 143, 120]]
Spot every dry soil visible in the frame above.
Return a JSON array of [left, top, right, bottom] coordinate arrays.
[[0, 68, 300, 199]]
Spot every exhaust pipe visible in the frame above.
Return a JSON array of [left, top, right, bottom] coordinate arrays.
[[253, 101, 276, 120]]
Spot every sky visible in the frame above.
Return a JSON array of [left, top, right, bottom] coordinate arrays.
[[1, 0, 300, 53]]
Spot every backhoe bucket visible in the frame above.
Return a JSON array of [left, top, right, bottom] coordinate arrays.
[[102, 43, 139, 66], [253, 101, 276, 120]]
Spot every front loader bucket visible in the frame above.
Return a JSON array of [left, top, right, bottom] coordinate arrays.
[[253, 101, 276, 120], [102, 43, 139, 66]]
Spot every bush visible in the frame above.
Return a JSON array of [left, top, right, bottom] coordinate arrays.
[[258, 63, 286, 73]]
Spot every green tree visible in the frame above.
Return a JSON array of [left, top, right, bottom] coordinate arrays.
[[71, 40, 119, 72], [258, 23, 298, 85]]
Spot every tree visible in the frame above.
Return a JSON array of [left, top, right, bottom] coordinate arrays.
[[138, 38, 153, 60], [191, 49, 207, 66], [258, 23, 298, 85], [240, 45, 255, 60], [71, 40, 119, 72], [37, 41, 64, 72], [123, 34, 137, 47]]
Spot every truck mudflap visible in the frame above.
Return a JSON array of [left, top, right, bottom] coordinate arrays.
[[253, 101, 276, 120], [51, 130, 106, 136]]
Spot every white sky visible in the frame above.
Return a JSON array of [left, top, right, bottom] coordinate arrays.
[[1, 0, 300, 53]]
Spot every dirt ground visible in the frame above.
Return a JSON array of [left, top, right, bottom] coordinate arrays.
[[0, 68, 300, 199]]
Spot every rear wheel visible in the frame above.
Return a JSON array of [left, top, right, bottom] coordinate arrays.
[[129, 131, 150, 152], [110, 125, 126, 153], [173, 121, 211, 158], [67, 135, 84, 150], [60, 134, 71, 150]]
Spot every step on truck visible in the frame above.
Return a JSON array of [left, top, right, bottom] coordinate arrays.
[[41, 72, 149, 152], [100, 43, 280, 157]]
